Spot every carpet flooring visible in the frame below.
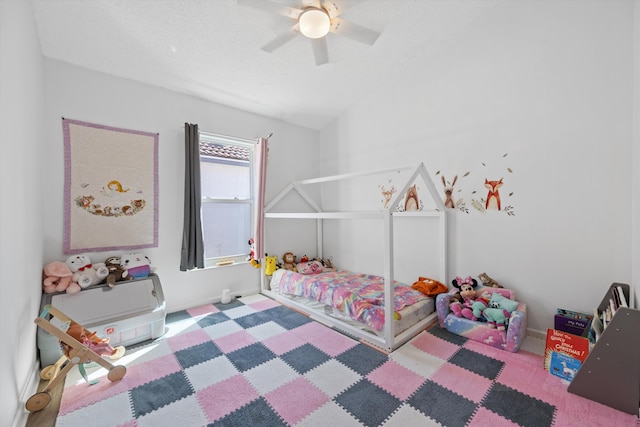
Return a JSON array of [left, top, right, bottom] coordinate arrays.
[[54, 294, 639, 426]]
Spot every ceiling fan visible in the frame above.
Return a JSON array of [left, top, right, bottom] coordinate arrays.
[[238, 0, 381, 65]]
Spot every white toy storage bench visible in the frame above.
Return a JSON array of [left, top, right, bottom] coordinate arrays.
[[38, 273, 166, 366]]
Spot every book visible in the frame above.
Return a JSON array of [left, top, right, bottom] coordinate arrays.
[[609, 298, 617, 316], [611, 287, 621, 309], [616, 285, 628, 308], [554, 308, 592, 337], [556, 308, 593, 323], [589, 308, 603, 342], [547, 351, 582, 381], [544, 328, 590, 381]]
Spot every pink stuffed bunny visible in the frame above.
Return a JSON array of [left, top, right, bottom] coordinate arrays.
[[43, 261, 81, 294]]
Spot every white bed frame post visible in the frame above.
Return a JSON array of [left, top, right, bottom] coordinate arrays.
[[382, 209, 395, 346], [440, 209, 448, 282]]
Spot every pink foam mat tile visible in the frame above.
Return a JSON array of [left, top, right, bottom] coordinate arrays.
[[411, 330, 460, 360], [496, 359, 565, 404], [197, 374, 260, 423], [431, 363, 493, 403], [468, 407, 520, 426], [262, 330, 307, 355], [464, 339, 541, 366], [265, 377, 329, 425], [292, 321, 358, 356], [122, 353, 183, 389], [166, 328, 212, 353], [247, 298, 281, 312], [367, 360, 426, 400], [213, 329, 257, 353], [550, 391, 640, 426], [186, 304, 220, 317]]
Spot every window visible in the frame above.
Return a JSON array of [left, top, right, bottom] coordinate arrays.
[[199, 133, 254, 266]]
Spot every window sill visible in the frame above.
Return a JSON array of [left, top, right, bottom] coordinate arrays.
[[203, 259, 254, 270]]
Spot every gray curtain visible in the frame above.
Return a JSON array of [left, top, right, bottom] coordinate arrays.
[[180, 123, 205, 270]]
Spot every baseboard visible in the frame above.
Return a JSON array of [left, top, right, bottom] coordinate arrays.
[[525, 328, 546, 340], [167, 287, 260, 313]]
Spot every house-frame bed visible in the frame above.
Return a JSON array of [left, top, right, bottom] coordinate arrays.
[[261, 163, 448, 352]]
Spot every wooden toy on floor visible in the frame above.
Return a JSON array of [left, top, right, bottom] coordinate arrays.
[[25, 305, 127, 412]]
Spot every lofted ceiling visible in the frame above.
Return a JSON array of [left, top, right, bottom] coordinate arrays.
[[31, 0, 492, 131]]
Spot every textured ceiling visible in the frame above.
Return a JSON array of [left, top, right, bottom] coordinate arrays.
[[31, 0, 492, 130]]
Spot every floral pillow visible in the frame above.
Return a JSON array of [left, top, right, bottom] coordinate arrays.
[[296, 260, 324, 275]]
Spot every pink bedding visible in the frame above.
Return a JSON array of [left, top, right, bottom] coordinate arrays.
[[272, 269, 428, 331]]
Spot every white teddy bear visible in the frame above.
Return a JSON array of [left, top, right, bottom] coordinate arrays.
[[65, 254, 109, 289]]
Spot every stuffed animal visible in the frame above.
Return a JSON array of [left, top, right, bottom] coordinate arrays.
[[412, 277, 448, 297], [247, 238, 260, 268], [282, 252, 297, 272], [449, 276, 489, 321], [471, 289, 492, 319], [43, 261, 82, 294], [121, 252, 155, 279], [65, 323, 125, 359], [296, 260, 324, 274], [481, 292, 520, 330], [478, 272, 503, 288], [104, 255, 131, 287], [264, 254, 279, 276], [65, 255, 109, 289]]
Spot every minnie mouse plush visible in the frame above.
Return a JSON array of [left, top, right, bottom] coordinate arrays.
[[449, 276, 489, 321]]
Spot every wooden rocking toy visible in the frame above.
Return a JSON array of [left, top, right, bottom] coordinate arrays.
[[25, 304, 127, 412]]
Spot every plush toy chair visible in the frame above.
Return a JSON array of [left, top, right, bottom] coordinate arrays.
[[436, 287, 527, 352]]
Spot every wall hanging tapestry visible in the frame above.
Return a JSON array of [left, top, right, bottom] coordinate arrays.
[[63, 118, 158, 254]]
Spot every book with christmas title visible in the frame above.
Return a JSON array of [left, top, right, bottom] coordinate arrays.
[[544, 328, 590, 382]]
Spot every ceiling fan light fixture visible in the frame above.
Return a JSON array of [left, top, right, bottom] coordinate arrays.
[[298, 7, 331, 39]]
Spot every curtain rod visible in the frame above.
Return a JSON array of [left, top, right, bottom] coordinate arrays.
[[183, 125, 272, 142]]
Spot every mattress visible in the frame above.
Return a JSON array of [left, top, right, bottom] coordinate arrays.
[[269, 268, 434, 336]]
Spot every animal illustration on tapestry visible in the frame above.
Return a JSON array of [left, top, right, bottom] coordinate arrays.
[[404, 185, 420, 211], [484, 178, 503, 210], [441, 175, 458, 209], [74, 179, 146, 217]]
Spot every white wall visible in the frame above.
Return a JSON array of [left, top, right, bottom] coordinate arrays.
[[2, 6, 319, 424], [0, 1, 46, 426], [320, 0, 636, 332], [42, 59, 320, 313]]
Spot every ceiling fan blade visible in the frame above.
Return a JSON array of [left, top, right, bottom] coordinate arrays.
[[330, 17, 380, 45], [311, 38, 329, 65], [261, 24, 300, 52], [237, 0, 301, 19], [321, 0, 365, 18], [302, 0, 322, 8]]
